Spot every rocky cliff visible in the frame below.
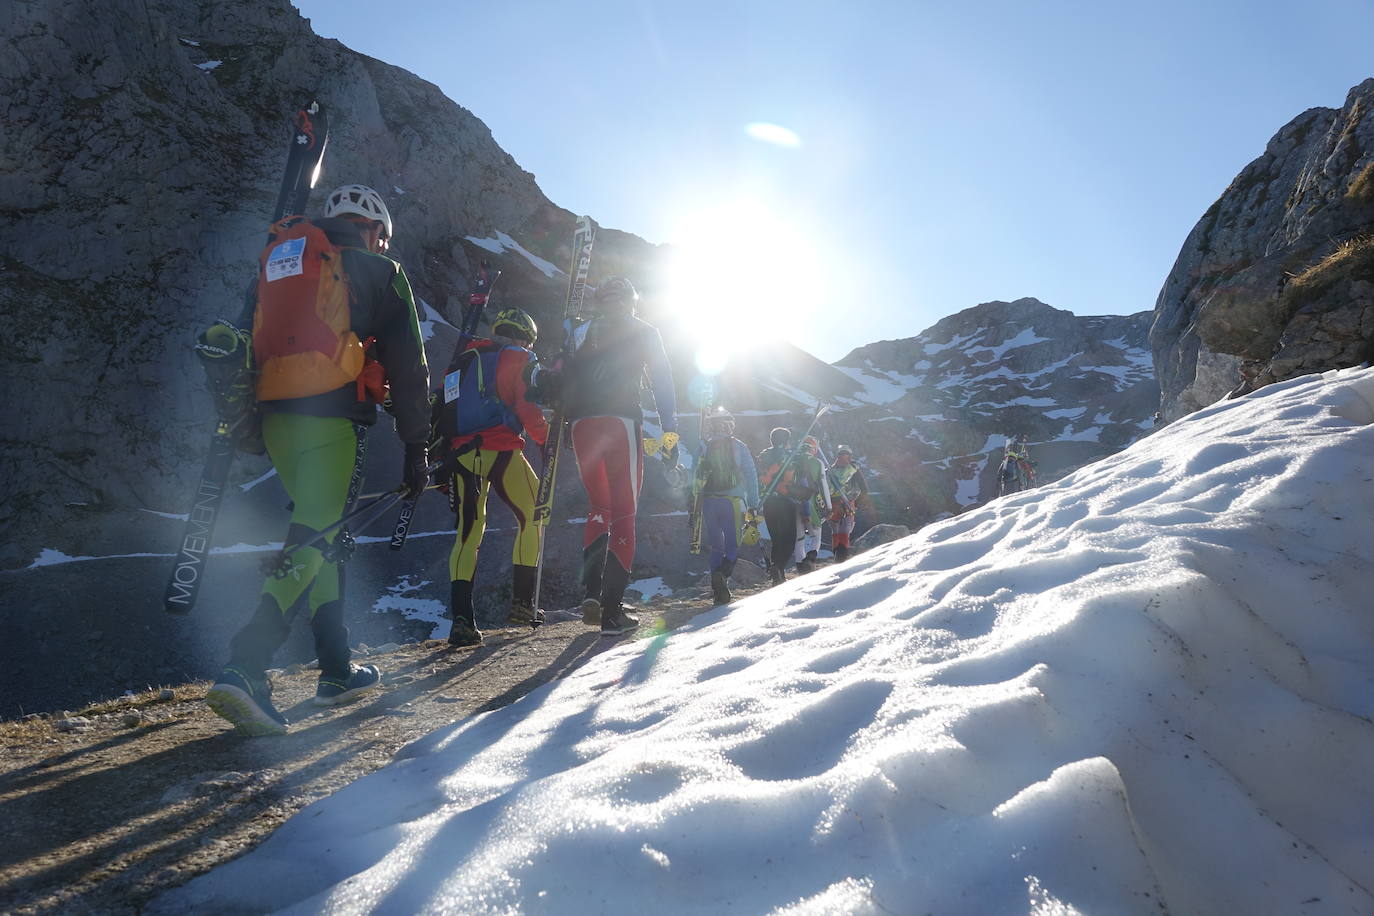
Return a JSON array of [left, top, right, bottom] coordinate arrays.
[[0, 0, 667, 557], [1151, 78, 1374, 417]]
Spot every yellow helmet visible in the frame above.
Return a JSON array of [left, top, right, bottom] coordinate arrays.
[[492, 308, 538, 344]]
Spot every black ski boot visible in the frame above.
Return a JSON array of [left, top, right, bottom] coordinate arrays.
[[580, 535, 609, 625], [509, 565, 544, 627], [447, 580, 483, 647], [833, 543, 850, 563], [770, 565, 786, 587], [599, 556, 638, 636], [711, 558, 735, 606]]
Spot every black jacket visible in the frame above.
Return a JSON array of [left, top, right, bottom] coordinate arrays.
[[559, 313, 677, 432]]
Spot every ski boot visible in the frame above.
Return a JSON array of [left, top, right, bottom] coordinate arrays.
[[600, 604, 640, 637], [314, 664, 382, 706], [206, 666, 288, 736]]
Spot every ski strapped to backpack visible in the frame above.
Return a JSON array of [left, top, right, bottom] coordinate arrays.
[[531, 215, 596, 612], [815, 443, 856, 517], [756, 401, 831, 507], [164, 100, 329, 615]]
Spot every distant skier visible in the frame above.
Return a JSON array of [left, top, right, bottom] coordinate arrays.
[[794, 436, 831, 573], [998, 433, 1037, 497], [437, 307, 549, 647], [693, 407, 760, 605], [558, 277, 678, 636], [756, 428, 793, 584], [756, 428, 826, 583], [827, 444, 868, 562], [206, 185, 431, 736]]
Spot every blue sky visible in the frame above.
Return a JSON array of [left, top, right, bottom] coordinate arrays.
[[293, 0, 1373, 362]]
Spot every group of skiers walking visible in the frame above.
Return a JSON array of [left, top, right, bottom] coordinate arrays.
[[201, 185, 867, 736]]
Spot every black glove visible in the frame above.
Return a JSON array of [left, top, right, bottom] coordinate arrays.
[[525, 365, 562, 406], [402, 442, 429, 499], [661, 443, 679, 466]]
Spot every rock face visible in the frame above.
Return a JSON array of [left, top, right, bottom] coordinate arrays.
[[1151, 78, 1374, 418], [0, 0, 664, 549]]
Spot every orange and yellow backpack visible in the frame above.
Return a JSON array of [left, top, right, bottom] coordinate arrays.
[[252, 216, 365, 401]]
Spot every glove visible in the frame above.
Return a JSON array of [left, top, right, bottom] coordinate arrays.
[[661, 443, 679, 466], [525, 364, 562, 406], [402, 442, 429, 499], [643, 430, 680, 457]]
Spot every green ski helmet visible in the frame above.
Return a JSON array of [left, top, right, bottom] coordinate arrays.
[[492, 308, 538, 344]]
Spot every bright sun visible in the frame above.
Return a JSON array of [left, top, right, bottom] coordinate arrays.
[[663, 199, 823, 379]]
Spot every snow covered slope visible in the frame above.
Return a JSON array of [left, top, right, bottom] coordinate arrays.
[[153, 366, 1374, 915]]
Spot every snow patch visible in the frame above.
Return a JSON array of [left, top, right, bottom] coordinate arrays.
[[464, 232, 559, 277]]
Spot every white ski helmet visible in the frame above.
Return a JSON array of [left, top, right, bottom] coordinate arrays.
[[324, 185, 393, 240], [594, 276, 638, 314]]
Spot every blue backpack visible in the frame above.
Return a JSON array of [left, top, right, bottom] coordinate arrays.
[[443, 344, 526, 436]]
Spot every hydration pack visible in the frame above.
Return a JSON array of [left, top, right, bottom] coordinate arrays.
[[700, 437, 741, 493], [444, 344, 525, 437], [252, 217, 365, 401]]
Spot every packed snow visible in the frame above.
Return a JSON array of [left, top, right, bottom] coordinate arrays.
[[152, 367, 1374, 915]]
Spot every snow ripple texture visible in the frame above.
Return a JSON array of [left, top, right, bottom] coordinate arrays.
[[151, 367, 1374, 914]]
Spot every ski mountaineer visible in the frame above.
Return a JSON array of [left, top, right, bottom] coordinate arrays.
[[756, 428, 799, 585], [792, 436, 831, 573], [694, 407, 760, 605], [206, 185, 431, 736], [558, 276, 678, 635], [827, 444, 868, 563], [437, 308, 549, 647], [998, 432, 1037, 496]]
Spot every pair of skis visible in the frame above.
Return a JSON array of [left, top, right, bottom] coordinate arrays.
[[530, 215, 596, 614], [815, 443, 857, 517], [164, 101, 330, 614]]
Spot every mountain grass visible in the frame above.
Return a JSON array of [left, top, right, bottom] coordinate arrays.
[[1283, 233, 1374, 309]]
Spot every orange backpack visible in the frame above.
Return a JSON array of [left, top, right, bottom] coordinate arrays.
[[252, 216, 365, 401]]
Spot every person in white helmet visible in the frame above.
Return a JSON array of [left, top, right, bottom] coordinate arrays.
[[206, 185, 430, 736], [557, 276, 678, 636]]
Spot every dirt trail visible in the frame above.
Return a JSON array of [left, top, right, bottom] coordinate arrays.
[[0, 594, 741, 915]]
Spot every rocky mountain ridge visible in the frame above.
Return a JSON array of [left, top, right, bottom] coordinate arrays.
[[1151, 78, 1374, 417], [820, 297, 1157, 524]]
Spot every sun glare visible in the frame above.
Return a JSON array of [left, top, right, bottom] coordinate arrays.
[[664, 199, 823, 377]]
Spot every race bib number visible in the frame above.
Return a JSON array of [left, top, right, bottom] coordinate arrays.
[[264, 237, 306, 282], [444, 370, 461, 404]]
